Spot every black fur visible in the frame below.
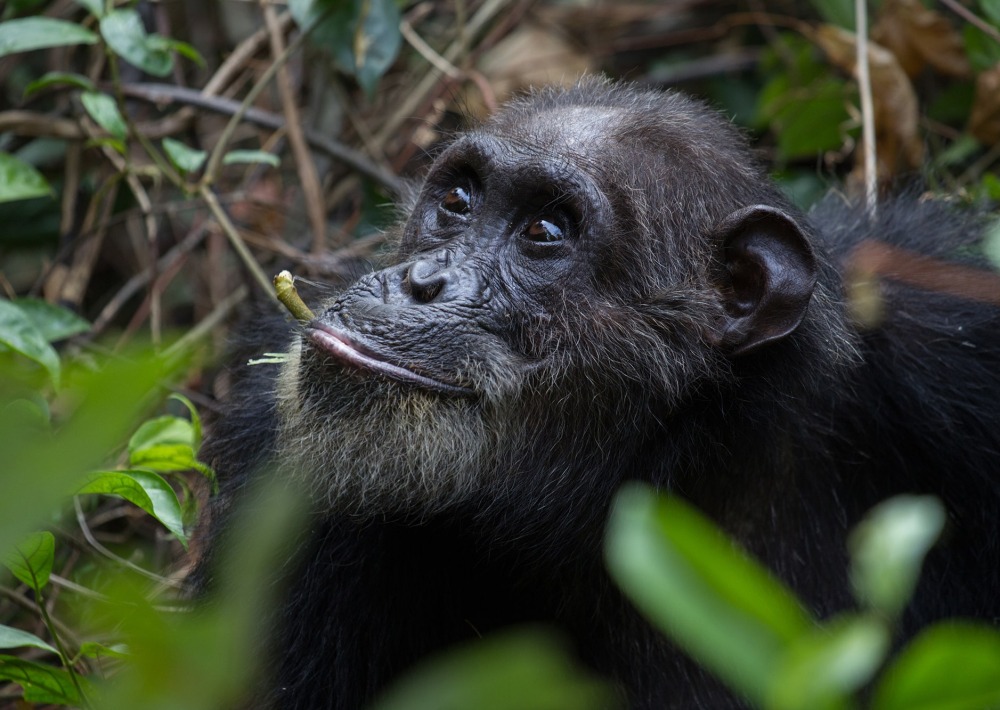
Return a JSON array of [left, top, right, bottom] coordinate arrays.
[[197, 81, 1000, 709]]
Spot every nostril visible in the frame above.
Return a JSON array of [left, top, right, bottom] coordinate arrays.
[[406, 259, 446, 303]]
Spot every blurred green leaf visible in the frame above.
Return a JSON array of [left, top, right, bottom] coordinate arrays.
[[0, 624, 58, 655], [100, 9, 173, 77], [78, 641, 129, 660], [0, 655, 89, 705], [81, 91, 127, 140], [13, 297, 90, 342], [605, 484, 812, 706], [873, 622, 1000, 710], [2, 531, 55, 590], [0, 299, 61, 385], [0, 152, 52, 204], [222, 149, 280, 167], [981, 0, 1000, 26], [963, 25, 1000, 72], [770, 615, 890, 710], [848, 495, 946, 618], [0, 349, 185, 554], [374, 630, 612, 710], [91, 477, 307, 710], [290, 0, 399, 95], [129, 415, 196, 454], [80, 470, 188, 547], [761, 79, 853, 160], [352, 0, 401, 95], [169, 393, 203, 449], [23, 71, 96, 98], [0, 17, 98, 58], [162, 138, 207, 175]]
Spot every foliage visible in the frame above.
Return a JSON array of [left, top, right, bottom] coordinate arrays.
[[606, 485, 1000, 710], [1, 0, 999, 708]]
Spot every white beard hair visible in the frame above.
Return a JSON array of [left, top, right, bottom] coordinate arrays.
[[274, 340, 502, 518]]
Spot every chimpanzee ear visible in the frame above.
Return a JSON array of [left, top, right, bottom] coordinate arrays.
[[709, 205, 817, 356]]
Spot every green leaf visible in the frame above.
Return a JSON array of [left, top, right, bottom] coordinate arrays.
[[156, 36, 204, 67], [848, 495, 946, 618], [0, 348, 187, 555], [605, 484, 813, 706], [0, 299, 61, 386], [0, 655, 88, 705], [81, 91, 127, 140], [100, 9, 173, 77], [13, 298, 90, 342], [770, 616, 890, 710], [79, 470, 188, 547], [162, 138, 207, 175], [0, 624, 58, 655], [290, 0, 399, 94], [169, 393, 203, 449], [0, 152, 52, 204], [222, 149, 280, 167], [374, 630, 611, 710], [129, 415, 196, 453], [78, 641, 128, 660], [873, 622, 1000, 710], [963, 25, 1000, 72], [0, 17, 98, 58], [352, 0, 401, 95], [978, 0, 1000, 28], [24, 71, 96, 98], [2, 531, 55, 590]]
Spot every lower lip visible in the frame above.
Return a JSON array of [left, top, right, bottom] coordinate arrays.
[[306, 324, 473, 396]]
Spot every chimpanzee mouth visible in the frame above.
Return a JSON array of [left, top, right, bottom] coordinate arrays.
[[306, 322, 474, 397]]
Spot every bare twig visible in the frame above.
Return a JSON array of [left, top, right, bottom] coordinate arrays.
[[939, 0, 1000, 43], [200, 185, 278, 301], [263, 0, 327, 256], [855, 0, 877, 216]]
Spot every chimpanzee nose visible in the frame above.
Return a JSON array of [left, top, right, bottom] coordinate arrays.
[[406, 257, 452, 303]]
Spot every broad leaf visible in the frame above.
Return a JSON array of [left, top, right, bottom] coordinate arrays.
[[0, 17, 98, 58], [849, 495, 945, 618], [2, 531, 55, 590], [13, 298, 90, 342], [162, 138, 207, 174], [873, 623, 1000, 710], [0, 152, 52, 203], [605, 484, 812, 706], [100, 9, 173, 77], [0, 655, 89, 705], [79, 470, 188, 547], [374, 630, 611, 710], [770, 616, 890, 710], [0, 299, 61, 385], [81, 91, 127, 140], [24, 71, 96, 98], [0, 624, 58, 655]]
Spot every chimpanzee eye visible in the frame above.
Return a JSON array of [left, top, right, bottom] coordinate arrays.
[[525, 218, 564, 243], [441, 186, 471, 214]]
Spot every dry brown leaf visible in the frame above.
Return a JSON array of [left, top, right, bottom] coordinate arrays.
[[872, 0, 970, 78], [470, 22, 593, 119], [970, 63, 1000, 146], [813, 24, 924, 184]]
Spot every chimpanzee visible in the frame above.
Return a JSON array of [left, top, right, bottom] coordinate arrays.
[[196, 79, 1000, 709]]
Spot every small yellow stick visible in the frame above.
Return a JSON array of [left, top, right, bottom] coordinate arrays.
[[273, 270, 316, 322]]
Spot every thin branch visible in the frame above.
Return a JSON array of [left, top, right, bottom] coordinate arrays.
[[855, 0, 877, 216], [263, 0, 327, 256], [120, 83, 403, 194]]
